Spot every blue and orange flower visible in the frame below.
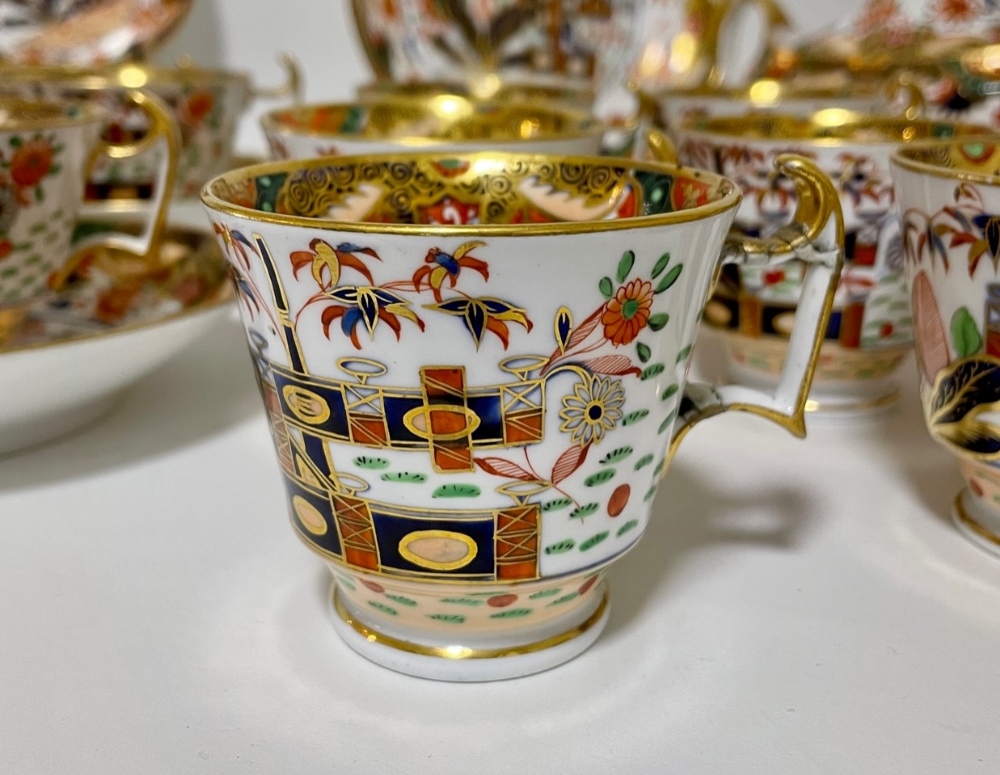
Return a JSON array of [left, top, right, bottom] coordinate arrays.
[[412, 240, 489, 302], [321, 286, 424, 348]]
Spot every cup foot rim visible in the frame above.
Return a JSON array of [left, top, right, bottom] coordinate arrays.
[[328, 582, 610, 682], [803, 389, 900, 417], [952, 488, 1000, 559]]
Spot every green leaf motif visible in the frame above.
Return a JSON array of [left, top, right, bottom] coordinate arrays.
[[658, 409, 678, 434], [654, 264, 683, 294], [569, 503, 600, 519], [579, 531, 610, 552], [440, 598, 484, 606], [542, 498, 574, 512], [529, 588, 562, 599], [951, 307, 983, 359], [368, 601, 398, 616], [661, 383, 679, 402], [584, 469, 616, 487], [599, 276, 614, 299], [354, 455, 389, 470], [617, 250, 635, 283], [637, 342, 651, 363], [489, 608, 533, 619], [641, 363, 666, 380], [381, 472, 427, 483], [634, 454, 654, 470], [433, 483, 481, 498], [648, 313, 669, 331], [623, 409, 650, 425], [544, 540, 575, 555], [652, 252, 671, 278], [428, 613, 466, 624], [676, 344, 693, 363], [548, 592, 579, 606], [616, 519, 640, 538], [385, 594, 417, 607], [600, 446, 633, 465]]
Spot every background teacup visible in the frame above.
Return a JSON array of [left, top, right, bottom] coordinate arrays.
[[201, 150, 842, 680], [678, 112, 991, 415], [647, 77, 899, 136], [356, 78, 596, 112], [0, 92, 178, 311], [260, 97, 607, 161], [0, 55, 300, 203], [892, 139, 1000, 555]]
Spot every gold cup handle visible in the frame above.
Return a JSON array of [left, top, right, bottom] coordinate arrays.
[[643, 127, 678, 164], [250, 53, 304, 103], [52, 89, 180, 289], [887, 74, 926, 121], [666, 154, 845, 466]]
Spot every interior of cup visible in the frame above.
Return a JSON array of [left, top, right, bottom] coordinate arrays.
[[205, 154, 738, 227], [894, 140, 1000, 181], [264, 98, 600, 142], [359, 80, 594, 106], [691, 113, 991, 143]]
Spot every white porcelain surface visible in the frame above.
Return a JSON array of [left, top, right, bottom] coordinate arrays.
[[2, 324, 1000, 770]]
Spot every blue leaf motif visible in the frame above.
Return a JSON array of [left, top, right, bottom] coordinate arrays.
[[328, 286, 359, 304], [357, 289, 380, 334], [436, 298, 470, 314], [930, 355, 1000, 459], [465, 300, 487, 346]]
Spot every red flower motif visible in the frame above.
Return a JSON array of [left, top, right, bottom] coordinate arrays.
[[935, 0, 981, 23], [180, 91, 215, 126], [601, 279, 654, 345], [10, 139, 53, 188]]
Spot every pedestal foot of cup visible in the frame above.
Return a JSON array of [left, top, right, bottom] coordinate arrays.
[[952, 488, 1000, 559], [328, 581, 610, 682]]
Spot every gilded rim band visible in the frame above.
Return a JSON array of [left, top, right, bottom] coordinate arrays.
[[892, 139, 1000, 187], [953, 492, 1000, 548], [332, 584, 609, 660], [200, 151, 743, 237], [261, 98, 605, 144]]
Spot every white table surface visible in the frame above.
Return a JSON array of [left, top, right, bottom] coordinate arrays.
[[2, 206, 999, 774]]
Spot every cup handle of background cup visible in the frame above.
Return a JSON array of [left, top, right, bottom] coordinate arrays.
[[886, 74, 925, 120], [706, 0, 784, 88], [663, 154, 845, 472], [51, 89, 180, 290], [250, 54, 304, 104]]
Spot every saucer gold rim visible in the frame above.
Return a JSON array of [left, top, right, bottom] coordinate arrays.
[[0, 226, 233, 357]]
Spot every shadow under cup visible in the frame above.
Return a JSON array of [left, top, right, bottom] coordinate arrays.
[[201, 153, 750, 680], [891, 139, 1000, 557]]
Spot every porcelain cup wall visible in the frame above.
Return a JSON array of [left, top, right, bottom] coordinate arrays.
[[892, 139, 1000, 556], [678, 113, 991, 415], [201, 151, 843, 681], [356, 79, 596, 113], [0, 93, 178, 310], [650, 78, 892, 136], [260, 98, 606, 161], [0, 56, 300, 202]]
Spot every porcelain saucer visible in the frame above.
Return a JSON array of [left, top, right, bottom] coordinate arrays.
[[0, 225, 233, 455]]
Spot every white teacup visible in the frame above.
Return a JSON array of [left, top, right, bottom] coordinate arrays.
[[0, 92, 178, 308]]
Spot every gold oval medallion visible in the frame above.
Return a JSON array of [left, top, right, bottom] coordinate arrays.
[[398, 530, 478, 571]]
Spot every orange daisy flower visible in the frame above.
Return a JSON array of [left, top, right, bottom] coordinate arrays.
[[10, 139, 54, 188], [601, 278, 654, 345]]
